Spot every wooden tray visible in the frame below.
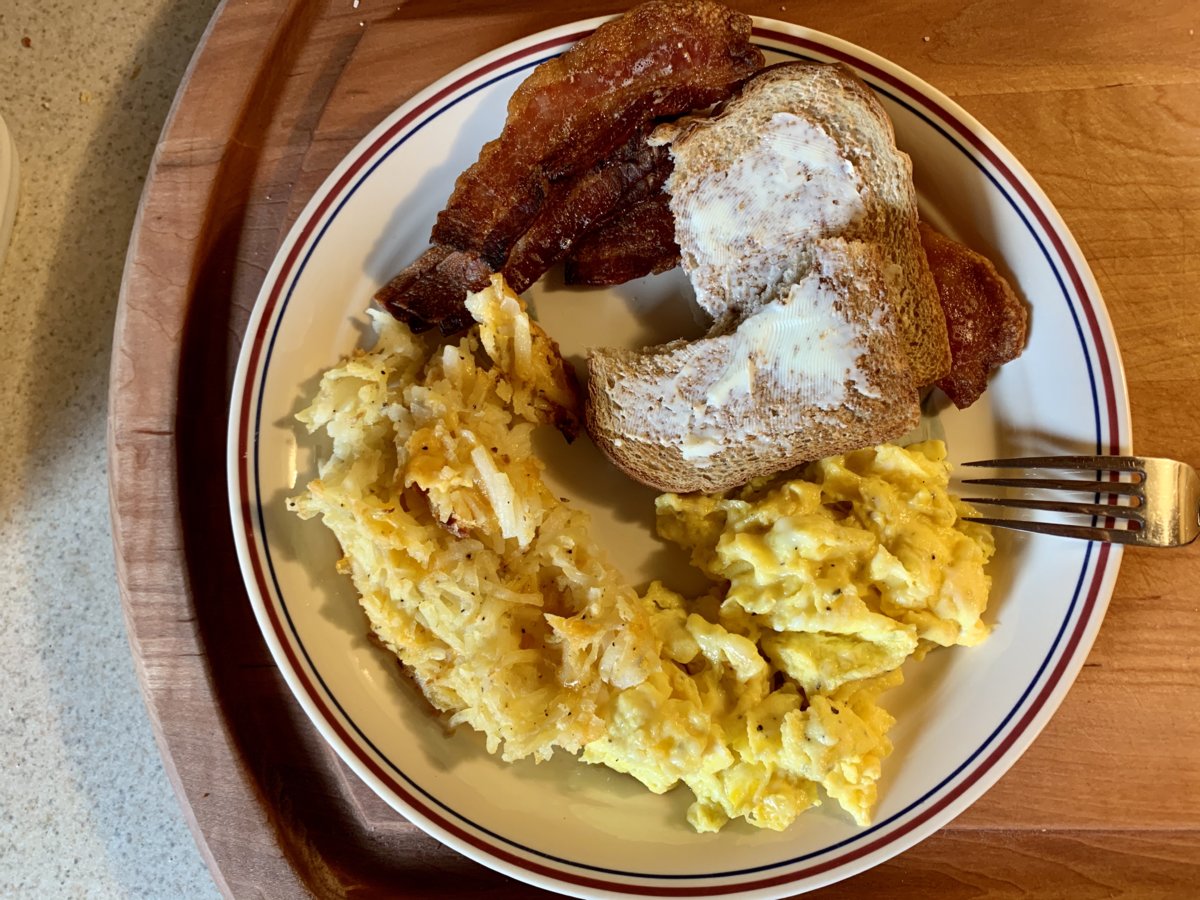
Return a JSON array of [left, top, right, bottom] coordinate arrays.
[[108, 1, 1200, 896]]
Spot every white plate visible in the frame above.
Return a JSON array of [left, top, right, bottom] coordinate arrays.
[[228, 17, 1130, 899]]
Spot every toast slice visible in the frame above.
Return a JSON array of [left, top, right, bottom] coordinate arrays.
[[586, 62, 942, 493], [587, 239, 920, 493], [648, 61, 950, 385]]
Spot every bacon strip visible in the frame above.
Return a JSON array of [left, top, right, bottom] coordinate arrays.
[[919, 223, 1028, 408], [375, 0, 762, 332], [564, 192, 680, 286], [503, 132, 673, 294], [375, 246, 493, 335]]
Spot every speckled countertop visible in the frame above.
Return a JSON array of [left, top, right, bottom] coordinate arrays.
[[0, 2, 221, 896]]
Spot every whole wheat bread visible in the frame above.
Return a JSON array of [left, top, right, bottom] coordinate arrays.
[[587, 62, 943, 493], [588, 238, 920, 493]]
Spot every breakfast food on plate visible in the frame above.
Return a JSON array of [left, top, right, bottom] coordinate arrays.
[[586, 62, 951, 493], [376, 0, 763, 334], [290, 277, 995, 832], [374, 0, 1025, 412], [290, 0, 1022, 839], [919, 222, 1029, 408]]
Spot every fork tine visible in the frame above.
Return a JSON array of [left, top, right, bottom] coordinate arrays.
[[961, 476, 1142, 496], [963, 495, 1144, 521], [964, 516, 1144, 544], [964, 455, 1143, 471]]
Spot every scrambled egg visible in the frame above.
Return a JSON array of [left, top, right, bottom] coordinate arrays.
[[290, 275, 995, 833]]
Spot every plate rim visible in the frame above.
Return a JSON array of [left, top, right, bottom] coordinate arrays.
[[226, 14, 1131, 898]]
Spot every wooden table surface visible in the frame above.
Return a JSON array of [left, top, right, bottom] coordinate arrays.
[[108, 0, 1200, 896]]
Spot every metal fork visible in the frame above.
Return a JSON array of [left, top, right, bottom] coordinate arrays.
[[960, 455, 1200, 547]]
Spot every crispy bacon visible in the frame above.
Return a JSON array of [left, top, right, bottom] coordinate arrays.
[[375, 246, 493, 335], [375, 0, 762, 332], [564, 192, 680, 285], [919, 223, 1028, 408], [503, 132, 673, 294]]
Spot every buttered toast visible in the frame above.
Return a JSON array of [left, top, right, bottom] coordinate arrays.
[[587, 62, 948, 493], [588, 238, 920, 493]]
